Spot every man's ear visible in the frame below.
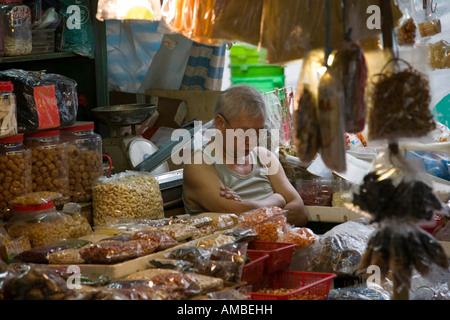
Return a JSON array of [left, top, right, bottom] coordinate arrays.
[[214, 114, 225, 129]]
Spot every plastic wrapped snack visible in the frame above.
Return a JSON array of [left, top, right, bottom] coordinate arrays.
[[47, 246, 87, 264], [332, 43, 368, 133], [1, 263, 81, 300], [318, 62, 347, 173], [237, 206, 287, 242], [130, 230, 179, 251], [92, 171, 164, 226], [79, 240, 159, 264], [0, 69, 78, 134], [278, 226, 318, 251], [293, 51, 322, 164], [15, 244, 69, 264]]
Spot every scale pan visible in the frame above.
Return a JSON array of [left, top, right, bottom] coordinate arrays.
[[92, 104, 157, 127]]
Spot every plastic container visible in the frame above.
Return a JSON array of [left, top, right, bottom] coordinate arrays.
[[250, 270, 336, 300], [60, 122, 103, 203], [296, 178, 333, 207], [6, 200, 71, 247], [229, 63, 285, 78], [247, 241, 296, 274], [241, 251, 269, 285], [24, 130, 70, 206], [229, 44, 268, 64], [0, 81, 18, 138], [230, 75, 285, 93], [0, 133, 32, 220], [0, 0, 32, 56], [31, 28, 55, 54]]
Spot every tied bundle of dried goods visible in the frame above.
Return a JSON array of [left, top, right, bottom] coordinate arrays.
[[368, 60, 435, 140]]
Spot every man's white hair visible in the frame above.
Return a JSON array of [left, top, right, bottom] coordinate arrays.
[[214, 85, 267, 122]]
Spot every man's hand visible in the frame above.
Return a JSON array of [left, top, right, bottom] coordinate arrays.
[[219, 186, 242, 202]]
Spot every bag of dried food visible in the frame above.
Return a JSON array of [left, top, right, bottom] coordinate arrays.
[[317, 59, 347, 173], [92, 171, 164, 226], [367, 58, 436, 141], [395, 0, 418, 46], [237, 206, 287, 242], [0, 69, 78, 134], [293, 50, 322, 164]]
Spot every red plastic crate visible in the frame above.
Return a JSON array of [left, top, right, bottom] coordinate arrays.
[[241, 251, 269, 285], [250, 271, 336, 300], [247, 241, 296, 274]]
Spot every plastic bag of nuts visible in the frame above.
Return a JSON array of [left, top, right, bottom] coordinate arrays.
[[92, 171, 164, 226]]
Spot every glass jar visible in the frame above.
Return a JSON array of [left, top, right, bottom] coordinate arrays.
[[7, 200, 71, 247], [0, 81, 18, 138], [60, 122, 103, 203], [24, 130, 70, 206], [0, 0, 32, 56], [0, 133, 32, 220]]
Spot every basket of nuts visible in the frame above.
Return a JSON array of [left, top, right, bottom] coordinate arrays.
[[250, 270, 336, 300]]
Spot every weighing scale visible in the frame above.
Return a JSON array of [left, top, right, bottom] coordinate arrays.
[[92, 103, 169, 175]]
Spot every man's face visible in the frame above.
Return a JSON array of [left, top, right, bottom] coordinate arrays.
[[216, 111, 266, 160]]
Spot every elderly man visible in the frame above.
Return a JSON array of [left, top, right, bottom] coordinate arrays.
[[182, 85, 307, 227]]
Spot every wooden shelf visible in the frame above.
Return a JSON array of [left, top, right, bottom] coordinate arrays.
[[0, 52, 79, 64]]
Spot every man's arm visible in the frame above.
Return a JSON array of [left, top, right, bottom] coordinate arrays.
[[183, 161, 286, 214], [257, 147, 308, 226]]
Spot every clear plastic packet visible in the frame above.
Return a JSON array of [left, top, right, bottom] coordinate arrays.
[[429, 39, 450, 69], [317, 62, 347, 172], [105, 279, 171, 300], [148, 258, 193, 271], [357, 218, 449, 297], [191, 242, 247, 285], [277, 225, 318, 251], [395, 0, 418, 46], [167, 246, 211, 263], [207, 286, 251, 300], [47, 246, 87, 264], [222, 227, 258, 243], [351, 146, 443, 222], [14, 243, 68, 264], [1, 263, 81, 300], [194, 234, 236, 248], [417, 0, 442, 39], [308, 218, 375, 276], [0, 69, 78, 134], [79, 240, 159, 264], [159, 223, 198, 242], [92, 171, 164, 226], [367, 58, 436, 141], [130, 230, 179, 251], [144, 271, 203, 299], [237, 206, 287, 242], [293, 50, 322, 164], [333, 42, 368, 133]]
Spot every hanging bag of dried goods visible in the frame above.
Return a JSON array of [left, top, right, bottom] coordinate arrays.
[[92, 171, 164, 227], [333, 43, 368, 133], [417, 0, 442, 39], [293, 51, 322, 164], [351, 145, 448, 299], [367, 58, 436, 141], [318, 63, 347, 173], [395, 0, 418, 46]]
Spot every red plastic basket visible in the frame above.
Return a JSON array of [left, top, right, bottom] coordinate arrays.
[[247, 241, 296, 274], [241, 251, 269, 285], [250, 271, 336, 300]]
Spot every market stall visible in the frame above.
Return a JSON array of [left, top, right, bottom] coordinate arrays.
[[0, 0, 449, 302]]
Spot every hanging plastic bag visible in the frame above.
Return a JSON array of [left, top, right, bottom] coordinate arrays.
[[317, 59, 347, 173], [367, 58, 436, 141], [333, 42, 368, 133], [395, 0, 418, 46], [293, 50, 322, 164]]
